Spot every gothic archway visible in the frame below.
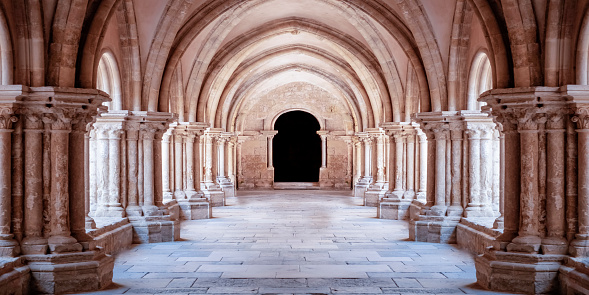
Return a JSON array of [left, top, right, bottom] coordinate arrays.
[[273, 111, 321, 182]]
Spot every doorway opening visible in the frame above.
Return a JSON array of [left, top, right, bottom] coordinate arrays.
[[273, 110, 321, 182]]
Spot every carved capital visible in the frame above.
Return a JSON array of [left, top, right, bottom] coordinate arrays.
[[0, 108, 18, 130], [572, 107, 589, 130]]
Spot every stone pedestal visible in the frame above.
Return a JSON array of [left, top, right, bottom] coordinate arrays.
[[128, 215, 179, 243], [178, 199, 210, 220], [378, 199, 411, 220], [25, 250, 114, 294], [410, 216, 461, 243], [476, 250, 564, 294]]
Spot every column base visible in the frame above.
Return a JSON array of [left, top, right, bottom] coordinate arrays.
[[142, 205, 162, 217], [464, 204, 495, 218], [21, 237, 48, 255], [493, 216, 504, 229], [364, 186, 388, 207], [475, 248, 565, 294], [378, 199, 411, 220], [128, 215, 180, 243], [202, 187, 225, 207], [185, 190, 203, 200], [125, 205, 143, 217], [47, 235, 83, 254], [25, 249, 114, 294], [353, 177, 371, 199], [569, 236, 589, 257], [174, 190, 186, 201], [507, 235, 542, 253], [219, 182, 235, 199], [178, 199, 210, 220], [446, 205, 464, 217], [542, 236, 568, 255], [0, 236, 20, 257], [409, 215, 460, 243]]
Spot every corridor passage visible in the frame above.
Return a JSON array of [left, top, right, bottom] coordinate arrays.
[[84, 191, 511, 295]]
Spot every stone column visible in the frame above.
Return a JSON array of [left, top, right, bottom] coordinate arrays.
[[431, 125, 448, 216], [319, 132, 328, 168], [84, 127, 96, 229], [354, 137, 362, 184], [94, 126, 109, 216], [506, 111, 543, 253], [216, 136, 227, 181], [107, 128, 124, 216], [494, 126, 506, 229], [542, 113, 567, 254], [227, 137, 236, 185], [236, 138, 244, 186], [404, 131, 416, 199], [464, 127, 482, 217], [480, 127, 495, 216], [45, 113, 83, 253], [363, 136, 373, 182], [126, 123, 141, 216], [21, 114, 46, 254], [203, 134, 214, 186], [184, 131, 199, 199], [417, 131, 427, 201], [162, 130, 173, 202], [570, 107, 589, 256], [0, 108, 18, 256], [345, 138, 353, 186], [447, 124, 463, 216], [391, 133, 404, 199], [374, 133, 386, 184], [141, 126, 158, 216], [173, 128, 185, 200]]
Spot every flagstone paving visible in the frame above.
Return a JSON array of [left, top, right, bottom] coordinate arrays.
[[81, 190, 517, 295]]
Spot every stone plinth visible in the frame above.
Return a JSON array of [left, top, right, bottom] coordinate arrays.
[[365, 189, 386, 207], [410, 216, 461, 243], [25, 250, 113, 294], [476, 249, 565, 294], [87, 218, 133, 255], [559, 257, 589, 294], [379, 199, 411, 220], [178, 199, 210, 220], [128, 216, 179, 243], [456, 218, 501, 255]]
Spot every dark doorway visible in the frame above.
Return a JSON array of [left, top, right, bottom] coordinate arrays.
[[273, 111, 321, 182]]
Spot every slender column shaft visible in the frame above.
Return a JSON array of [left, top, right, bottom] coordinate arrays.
[[543, 116, 567, 253], [0, 128, 16, 252], [186, 134, 196, 194], [376, 135, 385, 183], [84, 130, 95, 228], [174, 132, 184, 197], [466, 129, 482, 215], [449, 127, 462, 214], [480, 128, 494, 215], [493, 130, 501, 214], [162, 132, 171, 200], [394, 135, 403, 191], [217, 139, 226, 178], [227, 141, 234, 180], [432, 129, 447, 215], [23, 117, 45, 246], [96, 129, 109, 213], [126, 127, 140, 212], [577, 131, 589, 237], [355, 140, 363, 181], [364, 138, 372, 178], [108, 130, 122, 210], [406, 135, 415, 192], [89, 131, 97, 215], [268, 136, 274, 168], [142, 128, 157, 215], [321, 136, 327, 168], [418, 133, 427, 198]]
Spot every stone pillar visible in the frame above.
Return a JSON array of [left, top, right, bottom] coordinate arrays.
[[365, 129, 388, 206], [21, 114, 46, 254], [227, 136, 236, 186], [447, 123, 463, 216], [391, 133, 404, 199], [84, 127, 96, 229], [126, 123, 141, 216], [184, 131, 197, 199], [431, 125, 448, 216], [541, 113, 567, 254], [345, 137, 353, 187], [93, 127, 109, 216], [354, 137, 362, 186], [107, 128, 124, 216], [162, 129, 173, 202], [141, 126, 159, 216], [201, 129, 225, 207], [404, 131, 415, 199], [507, 111, 543, 253], [173, 128, 186, 200], [353, 133, 370, 198], [570, 107, 589, 256], [417, 131, 427, 201], [0, 108, 18, 256], [217, 133, 235, 199]]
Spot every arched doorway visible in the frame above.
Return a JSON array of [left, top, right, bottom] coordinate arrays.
[[273, 111, 321, 182]]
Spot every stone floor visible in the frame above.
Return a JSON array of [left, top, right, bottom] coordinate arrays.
[[81, 190, 517, 295]]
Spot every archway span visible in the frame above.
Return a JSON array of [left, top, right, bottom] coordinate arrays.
[[97, 50, 123, 111]]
